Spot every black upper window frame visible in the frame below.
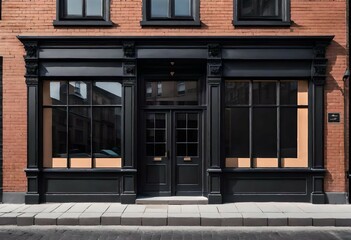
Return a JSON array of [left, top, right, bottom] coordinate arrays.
[[233, 0, 291, 26], [141, 0, 200, 27], [53, 0, 113, 27]]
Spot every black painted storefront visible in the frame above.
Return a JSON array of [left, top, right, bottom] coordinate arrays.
[[18, 36, 333, 204]]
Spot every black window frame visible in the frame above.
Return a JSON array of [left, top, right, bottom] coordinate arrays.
[[224, 80, 308, 168], [141, 0, 200, 26], [53, 0, 113, 27], [233, 0, 291, 26]]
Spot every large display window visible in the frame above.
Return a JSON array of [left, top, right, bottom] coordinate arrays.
[[42, 80, 122, 168], [225, 80, 308, 168]]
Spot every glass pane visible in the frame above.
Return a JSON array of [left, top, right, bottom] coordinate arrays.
[[175, 0, 192, 16], [259, 0, 278, 17], [281, 108, 297, 158], [280, 81, 297, 105], [65, 0, 83, 16], [155, 130, 166, 142], [69, 81, 91, 105], [187, 130, 198, 142], [146, 130, 155, 142], [151, 0, 169, 17], [240, 0, 279, 17], [69, 107, 91, 157], [252, 107, 277, 158], [146, 144, 155, 156], [44, 108, 67, 158], [43, 81, 67, 105], [145, 81, 198, 105], [93, 108, 122, 158], [187, 143, 198, 156], [146, 114, 155, 128], [177, 144, 186, 156], [187, 113, 198, 128], [177, 130, 187, 142], [253, 82, 276, 105], [176, 113, 186, 128], [225, 108, 249, 157], [225, 82, 249, 105], [86, 0, 103, 17], [155, 144, 166, 156], [93, 82, 122, 105], [155, 113, 166, 128]]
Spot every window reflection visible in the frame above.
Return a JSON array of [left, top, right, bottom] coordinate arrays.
[[146, 80, 198, 105]]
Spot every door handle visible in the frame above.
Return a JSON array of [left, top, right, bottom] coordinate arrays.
[[165, 151, 169, 159]]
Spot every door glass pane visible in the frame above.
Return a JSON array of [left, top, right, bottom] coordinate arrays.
[[155, 130, 166, 142], [187, 113, 198, 128], [145, 81, 198, 105], [155, 144, 166, 156], [43, 81, 67, 105], [252, 107, 277, 157], [175, 0, 192, 16], [225, 81, 249, 105], [93, 107, 122, 158], [155, 113, 166, 128], [187, 143, 198, 156], [93, 82, 122, 105], [280, 81, 297, 105], [65, 0, 83, 16], [151, 0, 169, 17], [225, 108, 250, 157], [176, 113, 186, 128], [253, 82, 276, 105], [146, 144, 155, 156], [69, 81, 91, 105], [146, 130, 155, 142], [281, 108, 297, 158], [176, 130, 187, 142], [86, 0, 103, 17], [146, 114, 155, 128], [69, 107, 91, 157], [177, 144, 186, 156]]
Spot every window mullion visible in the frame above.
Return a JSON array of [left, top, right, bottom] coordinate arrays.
[[66, 81, 70, 169], [277, 81, 281, 168], [249, 80, 253, 168], [170, 0, 174, 18], [90, 84, 94, 169], [83, 0, 86, 17]]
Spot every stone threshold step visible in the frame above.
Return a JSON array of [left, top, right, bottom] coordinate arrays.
[[136, 196, 208, 205]]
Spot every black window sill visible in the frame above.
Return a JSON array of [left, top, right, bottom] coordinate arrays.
[[233, 20, 291, 27], [140, 20, 201, 27], [53, 20, 114, 27]]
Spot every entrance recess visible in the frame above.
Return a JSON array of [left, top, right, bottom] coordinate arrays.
[[141, 111, 202, 196]]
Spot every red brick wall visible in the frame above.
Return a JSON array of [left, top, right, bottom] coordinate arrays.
[[0, 0, 348, 193]]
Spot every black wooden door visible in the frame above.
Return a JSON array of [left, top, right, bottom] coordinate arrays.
[[141, 110, 202, 196]]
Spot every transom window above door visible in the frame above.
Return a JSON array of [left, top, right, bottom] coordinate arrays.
[[54, 0, 113, 26], [234, 0, 291, 26], [141, 0, 200, 26], [145, 80, 199, 105]]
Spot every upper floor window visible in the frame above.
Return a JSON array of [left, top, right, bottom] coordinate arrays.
[[234, 0, 291, 26], [54, 0, 113, 26], [141, 0, 200, 26]]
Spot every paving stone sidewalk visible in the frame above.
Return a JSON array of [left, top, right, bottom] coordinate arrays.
[[1, 202, 351, 227]]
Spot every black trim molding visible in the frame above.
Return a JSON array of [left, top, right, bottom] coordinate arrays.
[[17, 36, 333, 204]]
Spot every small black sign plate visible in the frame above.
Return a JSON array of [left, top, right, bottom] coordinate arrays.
[[328, 113, 340, 123]]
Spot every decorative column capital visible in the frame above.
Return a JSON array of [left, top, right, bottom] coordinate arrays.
[[23, 41, 38, 59], [208, 43, 221, 59], [123, 41, 136, 58]]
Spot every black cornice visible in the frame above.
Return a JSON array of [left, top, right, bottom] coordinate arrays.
[[17, 35, 334, 46]]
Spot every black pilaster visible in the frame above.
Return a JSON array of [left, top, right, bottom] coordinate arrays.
[[311, 43, 329, 204], [23, 41, 41, 204], [207, 44, 223, 204], [121, 42, 137, 204]]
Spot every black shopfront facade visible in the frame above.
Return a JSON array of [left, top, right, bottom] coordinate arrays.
[[18, 36, 333, 204]]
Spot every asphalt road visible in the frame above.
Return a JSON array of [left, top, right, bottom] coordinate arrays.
[[1, 226, 351, 240]]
